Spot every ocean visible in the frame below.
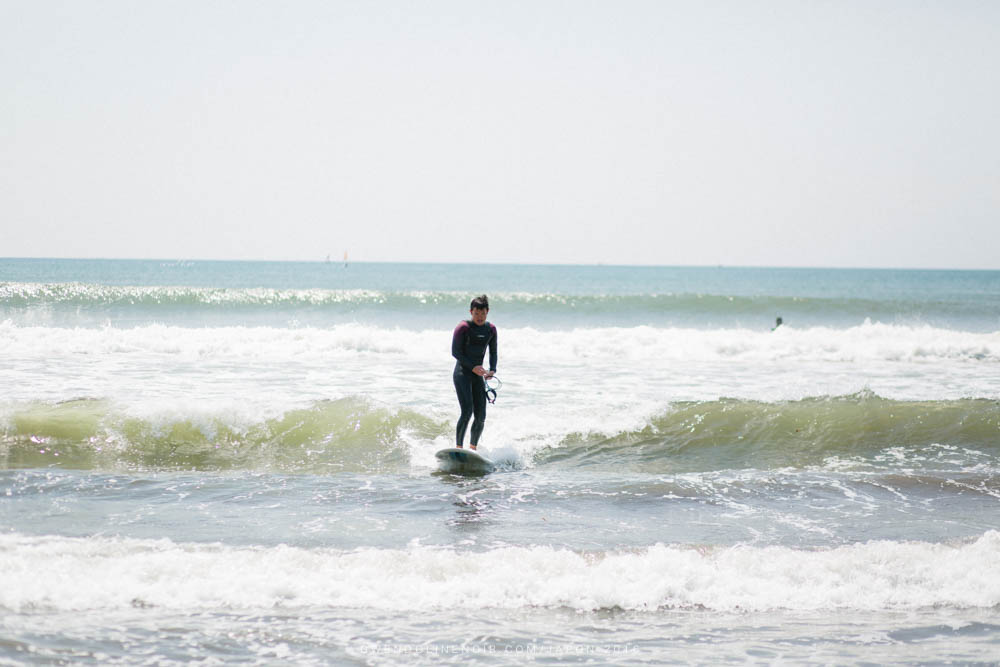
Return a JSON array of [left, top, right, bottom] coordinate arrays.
[[2, 258, 999, 664]]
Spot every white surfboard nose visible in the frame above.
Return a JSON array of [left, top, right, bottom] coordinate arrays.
[[435, 447, 495, 475]]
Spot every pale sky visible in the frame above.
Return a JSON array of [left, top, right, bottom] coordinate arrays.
[[2, 1, 998, 268]]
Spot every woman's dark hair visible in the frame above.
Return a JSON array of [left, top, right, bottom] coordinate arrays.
[[470, 294, 489, 310]]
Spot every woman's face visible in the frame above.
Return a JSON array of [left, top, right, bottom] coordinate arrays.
[[470, 307, 488, 326]]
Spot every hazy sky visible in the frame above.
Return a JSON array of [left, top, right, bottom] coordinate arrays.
[[2, 1, 998, 268]]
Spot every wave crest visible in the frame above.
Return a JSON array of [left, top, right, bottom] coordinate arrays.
[[1, 397, 445, 472], [539, 392, 1000, 472]]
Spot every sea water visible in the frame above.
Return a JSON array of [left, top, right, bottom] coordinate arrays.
[[1, 258, 999, 664]]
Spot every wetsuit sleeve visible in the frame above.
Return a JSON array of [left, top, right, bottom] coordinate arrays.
[[451, 322, 478, 371], [488, 324, 498, 372]]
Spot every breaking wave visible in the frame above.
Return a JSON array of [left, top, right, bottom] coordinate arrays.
[[3, 393, 998, 473], [0, 397, 445, 472], [540, 392, 1000, 472]]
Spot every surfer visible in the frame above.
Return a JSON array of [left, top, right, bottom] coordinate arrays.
[[772, 316, 783, 331], [452, 295, 497, 450]]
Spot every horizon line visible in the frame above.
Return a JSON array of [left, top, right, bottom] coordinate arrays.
[[2, 256, 998, 273]]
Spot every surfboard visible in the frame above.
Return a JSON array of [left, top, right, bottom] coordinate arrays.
[[435, 447, 495, 475]]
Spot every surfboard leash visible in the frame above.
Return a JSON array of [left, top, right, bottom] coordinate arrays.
[[485, 376, 502, 404]]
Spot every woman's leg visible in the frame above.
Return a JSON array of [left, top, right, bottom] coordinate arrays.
[[469, 375, 487, 448], [453, 368, 474, 447]]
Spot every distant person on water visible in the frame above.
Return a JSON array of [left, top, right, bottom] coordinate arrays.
[[452, 295, 497, 451], [772, 316, 783, 331]]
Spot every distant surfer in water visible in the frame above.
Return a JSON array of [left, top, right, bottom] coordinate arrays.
[[452, 295, 497, 450], [772, 316, 783, 331]]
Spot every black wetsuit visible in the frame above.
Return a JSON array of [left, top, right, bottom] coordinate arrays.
[[451, 320, 498, 447]]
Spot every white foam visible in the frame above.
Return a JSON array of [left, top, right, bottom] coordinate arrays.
[[2, 320, 997, 364], [2, 532, 998, 613]]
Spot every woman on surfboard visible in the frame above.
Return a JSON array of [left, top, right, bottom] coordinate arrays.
[[451, 295, 497, 451]]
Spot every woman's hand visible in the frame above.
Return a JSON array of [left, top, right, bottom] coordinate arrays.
[[472, 366, 486, 377]]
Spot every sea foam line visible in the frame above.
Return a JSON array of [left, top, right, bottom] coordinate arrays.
[[1, 532, 998, 613], [2, 320, 997, 362]]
